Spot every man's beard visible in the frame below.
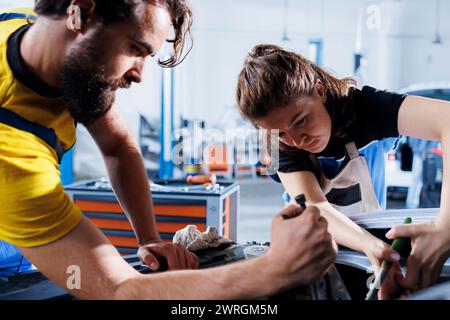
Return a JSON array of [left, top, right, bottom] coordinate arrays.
[[59, 34, 119, 125]]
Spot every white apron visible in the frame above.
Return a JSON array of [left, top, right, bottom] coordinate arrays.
[[310, 142, 381, 217]]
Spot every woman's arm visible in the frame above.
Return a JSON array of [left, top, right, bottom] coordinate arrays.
[[278, 170, 399, 268], [383, 96, 450, 291], [398, 96, 450, 227]]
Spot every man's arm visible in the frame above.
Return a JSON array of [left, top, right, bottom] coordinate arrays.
[[18, 206, 336, 299], [85, 104, 197, 270], [86, 104, 158, 245]]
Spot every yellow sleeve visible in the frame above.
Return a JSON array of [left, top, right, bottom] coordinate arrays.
[[0, 124, 83, 248]]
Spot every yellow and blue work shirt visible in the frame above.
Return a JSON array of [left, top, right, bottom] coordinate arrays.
[[0, 8, 83, 247]]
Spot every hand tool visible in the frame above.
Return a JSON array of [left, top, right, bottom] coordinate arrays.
[[365, 217, 413, 300]]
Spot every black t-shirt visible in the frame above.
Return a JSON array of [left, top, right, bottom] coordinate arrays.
[[273, 86, 407, 178]]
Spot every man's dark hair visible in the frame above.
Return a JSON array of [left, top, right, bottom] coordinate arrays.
[[34, 0, 193, 67]]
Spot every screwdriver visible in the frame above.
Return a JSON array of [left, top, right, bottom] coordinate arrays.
[[280, 194, 307, 220], [365, 217, 413, 300], [295, 194, 307, 210]]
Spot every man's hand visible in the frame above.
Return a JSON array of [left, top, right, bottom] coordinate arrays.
[[265, 205, 337, 290], [138, 240, 199, 271], [386, 219, 450, 291]]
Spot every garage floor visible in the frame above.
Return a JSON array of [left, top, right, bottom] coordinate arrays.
[[237, 178, 285, 243]]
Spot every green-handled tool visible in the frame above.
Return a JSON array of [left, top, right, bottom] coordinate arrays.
[[365, 217, 412, 300]]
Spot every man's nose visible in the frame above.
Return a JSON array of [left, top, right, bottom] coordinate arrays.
[[125, 69, 143, 83], [126, 59, 144, 83]]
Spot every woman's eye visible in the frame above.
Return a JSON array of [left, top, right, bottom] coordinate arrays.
[[278, 132, 286, 140], [295, 117, 306, 127]]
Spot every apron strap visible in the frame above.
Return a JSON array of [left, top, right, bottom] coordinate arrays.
[[345, 142, 359, 160], [308, 153, 321, 170], [308, 153, 325, 186]]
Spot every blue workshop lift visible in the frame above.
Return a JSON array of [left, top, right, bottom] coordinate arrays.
[[159, 67, 175, 179]]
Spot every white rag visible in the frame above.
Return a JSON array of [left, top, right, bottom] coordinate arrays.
[[173, 225, 234, 251]]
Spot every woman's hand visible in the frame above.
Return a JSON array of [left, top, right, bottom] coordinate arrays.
[[364, 239, 408, 300], [363, 238, 401, 270], [378, 263, 411, 300], [386, 219, 450, 291]]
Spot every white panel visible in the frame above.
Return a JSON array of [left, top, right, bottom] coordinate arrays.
[[0, 1, 35, 10]]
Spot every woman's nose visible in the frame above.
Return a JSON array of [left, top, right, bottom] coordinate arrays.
[[291, 134, 310, 148], [290, 134, 304, 147]]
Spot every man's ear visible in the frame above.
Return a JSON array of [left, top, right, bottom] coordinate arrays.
[[66, 0, 96, 33], [315, 80, 327, 103]]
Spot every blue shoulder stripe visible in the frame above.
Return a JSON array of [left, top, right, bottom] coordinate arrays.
[[0, 13, 36, 22], [0, 108, 64, 163]]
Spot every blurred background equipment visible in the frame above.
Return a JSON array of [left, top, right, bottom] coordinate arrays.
[[1, 0, 450, 281], [64, 178, 239, 255], [386, 84, 449, 208], [139, 115, 160, 180]]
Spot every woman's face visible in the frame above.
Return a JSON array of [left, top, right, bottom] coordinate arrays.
[[255, 86, 332, 154]]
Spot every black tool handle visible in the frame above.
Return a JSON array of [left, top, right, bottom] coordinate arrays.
[[295, 194, 307, 209]]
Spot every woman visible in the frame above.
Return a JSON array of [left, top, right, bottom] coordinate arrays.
[[236, 44, 450, 296]]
